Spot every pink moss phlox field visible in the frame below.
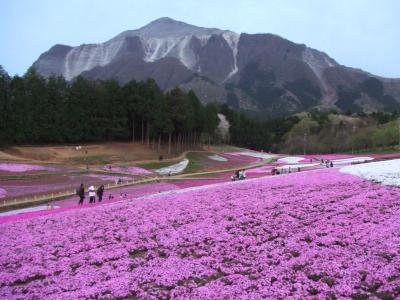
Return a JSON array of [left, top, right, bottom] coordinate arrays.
[[126, 166, 153, 175], [172, 179, 227, 189], [1, 169, 400, 299], [245, 165, 275, 175], [0, 188, 6, 198], [0, 173, 130, 199], [103, 166, 153, 175], [0, 182, 180, 224], [0, 163, 51, 173]]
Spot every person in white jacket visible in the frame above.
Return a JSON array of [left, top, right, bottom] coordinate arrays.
[[88, 185, 96, 203]]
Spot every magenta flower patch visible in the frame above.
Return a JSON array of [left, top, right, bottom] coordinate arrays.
[[103, 165, 153, 175], [0, 169, 399, 299], [0, 163, 51, 173], [125, 166, 153, 175], [0, 188, 6, 198]]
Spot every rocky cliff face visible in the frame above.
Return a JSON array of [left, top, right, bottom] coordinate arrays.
[[33, 17, 400, 117]]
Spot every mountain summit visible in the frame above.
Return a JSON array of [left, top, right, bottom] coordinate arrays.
[[33, 18, 400, 116], [124, 17, 226, 38]]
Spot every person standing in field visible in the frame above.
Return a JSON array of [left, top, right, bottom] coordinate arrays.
[[77, 183, 85, 205], [97, 185, 104, 202], [88, 185, 96, 203]]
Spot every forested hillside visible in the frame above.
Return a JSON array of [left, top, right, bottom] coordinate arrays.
[[0, 66, 221, 153], [0, 65, 398, 154]]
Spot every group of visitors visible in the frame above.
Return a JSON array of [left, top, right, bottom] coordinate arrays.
[[77, 184, 105, 205], [321, 159, 334, 168], [272, 166, 301, 175], [231, 169, 246, 181], [271, 168, 281, 175]]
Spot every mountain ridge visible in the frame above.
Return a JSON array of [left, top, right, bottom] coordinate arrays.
[[33, 17, 400, 117]]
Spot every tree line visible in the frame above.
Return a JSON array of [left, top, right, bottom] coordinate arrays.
[[2, 65, 399, 155], [1, 66, 279, 153], [0, 67, 226, 153]]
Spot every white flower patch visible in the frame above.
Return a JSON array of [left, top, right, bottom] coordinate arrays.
[[340, 158, 400, 186], [234, 152, 276, 160], [277, 156, 304, 164], [208, 155, 228, 162], [154, 159, 189, 175]]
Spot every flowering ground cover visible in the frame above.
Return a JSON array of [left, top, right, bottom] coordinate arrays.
[[277, 155, 374, 170], [102, 165, 153, 175], [0, 179, 233, 223], [224, 151, 275, 161], [0, 182, 180, 225], [277, 156, 305, 164], [0, 163, 54, 173], [245, 165, 276, 176], [171, 178, 227, 189], [1, 166, 400, 299], [331, 157, 373, 165], [341, 158, 400, 187], [222, 153, 261, 164], [154, 159, 189, 175], [278, 162, 322, 171], [0, 187, 6, 198], [0, 173, 128, 199], [125, 166, 153, 175], [207, 154, 228, 162], [54, 182, 180, 209]]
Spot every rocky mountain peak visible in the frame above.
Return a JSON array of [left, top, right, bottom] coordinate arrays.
[[32, 18, 400, 116], [118, 17, 229, 40]]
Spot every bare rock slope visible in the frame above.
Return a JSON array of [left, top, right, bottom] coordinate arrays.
[[33, 17, 400, 117]]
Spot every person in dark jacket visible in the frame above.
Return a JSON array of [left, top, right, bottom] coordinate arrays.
[[77, 184, 85, 205], [97, 185, 104, 202]]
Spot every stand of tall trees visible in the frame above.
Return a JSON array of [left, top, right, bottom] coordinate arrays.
[[0, 65, 312, 153], [0, 66, 225, 153]]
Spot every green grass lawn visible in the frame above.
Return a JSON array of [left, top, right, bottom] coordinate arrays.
[[183, 152, 210, 174]]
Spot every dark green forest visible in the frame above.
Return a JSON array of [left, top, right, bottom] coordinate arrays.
[[0, 66, 283, 152], [1, 65, 399, 154]]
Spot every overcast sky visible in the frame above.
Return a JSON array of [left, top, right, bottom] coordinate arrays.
[[1, 0, 399, 78]]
